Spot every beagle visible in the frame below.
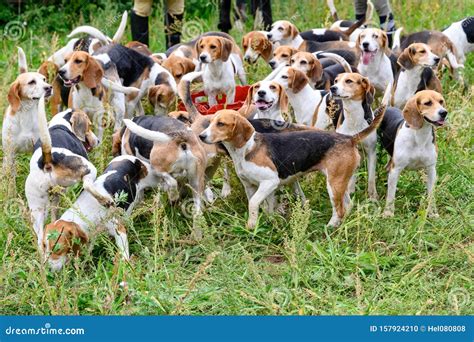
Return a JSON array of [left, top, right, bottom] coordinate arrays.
[[271, 66, 341, 128], [379, 90, 448, 217], [240, 81, 289, 121], [443, 16, 474, 65], [300, 18, 366, 43], [329, 0, 374, 42], [393, 29, 463, 80], [267, 20, 359, 53], [43, 155, 160, 271], [85, 34, 176, 117], [356, 28, 396, 92], [3, 48, 52, 164], [161, 53, 196, 83], [58, 51, 139, 140], [242, 31, 273, 64], [196, 35, 246, 106], [26, 97, 99, 252], [269, 45, 297, 70], [198, 105, 386, 228], [330, 73, 383, 199], [393, 43, 441, 109], [289, 51, 355, 90], [115, 116, 207, 215]]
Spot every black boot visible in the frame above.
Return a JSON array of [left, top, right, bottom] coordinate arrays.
[[165, 12, 183, 49], [131, 10, 149, 46]]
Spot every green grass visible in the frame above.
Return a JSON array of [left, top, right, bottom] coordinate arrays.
[[0, 0, 473, 315]]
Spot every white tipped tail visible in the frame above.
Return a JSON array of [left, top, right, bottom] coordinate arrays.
[[112, 11, 128, 43], [365, 0, 374, 25], [381, 81, 392, 106], [18, 47, 28, 73], [317, 52, 352, 73], [123, 119, 171, 143], [68, 26, 111, 45], [392, 27, 403, 51], [101, 78, 140, 94], [37, 96, 53, 170], [326, 0, 338, 21]]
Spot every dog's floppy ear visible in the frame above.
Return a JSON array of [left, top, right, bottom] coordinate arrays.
[[403, 96, 424, 129], [180, 58, 195, 75], [7, 81, 21, 113], [83, 55, 103, 89], [361, 77, 375, 106], [71, 110, 89, 142], [195, 37, 203, 56], [147, 86, 158, 106], [308, 59, 323, 84], [219, 37, 233, 62], [288, 68, 308, 93], [261, 37, 273, 62], [381, 30, 390, 55], [289, 23, 299, 39], [278, 84, 289, 115], [398, 46, 415, 70], [242, 83, 257, 117]]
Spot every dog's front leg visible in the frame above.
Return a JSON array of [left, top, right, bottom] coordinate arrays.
[[383, 165, 403, 217], [426, 164, 438, 218], [247, 180, 279, 228]]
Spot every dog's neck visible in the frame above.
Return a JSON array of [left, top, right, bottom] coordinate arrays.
[[288, 85, 321, 125], [406, 120, 435, 146], [283, 35, 303, 49], [223, 131, 256, 161]]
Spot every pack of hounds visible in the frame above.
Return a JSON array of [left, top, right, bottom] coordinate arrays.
[[3, 5, 473, 271]]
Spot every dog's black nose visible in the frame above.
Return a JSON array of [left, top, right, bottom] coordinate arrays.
[[58, 69, 66, 76], [45, 85, 52, 91], [257, 90, 266, 97], [269, 61, 275, 68], [267, 33, 272, 39], [434, 57, 440, 64], [199, 55, 206, 62], [439, 109, 448, 118], [199, 133, 206, 141], [330, 85, 337, 94], [362, 42, 369, 48]]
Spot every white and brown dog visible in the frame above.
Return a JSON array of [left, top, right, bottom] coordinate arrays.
[[241, 31, 274, 65], [356, 28, 395, 92], [443, 16, 474, 65], [26, 97, 99, 251], [58, 51, 139, 140], [43, 155, 161, 271], [379, 90, 447, 217], [393, 43, 441, 109], [196, 35, 246, 106], [330, 73, 386, 199], [240, 81, 289, 121], [3, 48, 52, 164]]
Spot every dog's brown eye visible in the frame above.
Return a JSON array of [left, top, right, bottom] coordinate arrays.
[[255, 85, 260, 89], [216, 122, 225, 127], [424, 101, 432, 106], [301, 60, 307, 65], [373, 34, 378, 39], [281, 75, 288, 79], [175, 73, 182, 78], [420, 50, 426, 53], [269, 85, 276, 90], [345, 79, 353, 84], [28, 80, 36, 85], [282, 54, 288, 58], [74, 59, 82, 64], [210, 45, 217, 49], [200, 45, 204, 49], [278, 27, 284, 31], [290, 59, 295, 64]]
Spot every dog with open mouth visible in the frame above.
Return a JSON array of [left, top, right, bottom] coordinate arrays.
[[356, 28, 396, 93], [378, 90, 448, 217], [240, 81, 289, 121]]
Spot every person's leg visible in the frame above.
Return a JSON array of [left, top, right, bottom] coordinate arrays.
[[257, 0, 272, 30], [218, 0, 232, 33], [166, 0, 184, 49], [373, 0, 396, 46], [353, 0, 368, 20], [131, 0, 152, 46]]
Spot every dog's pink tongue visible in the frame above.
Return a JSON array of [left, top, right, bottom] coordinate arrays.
[[362, 51, 373, 65]]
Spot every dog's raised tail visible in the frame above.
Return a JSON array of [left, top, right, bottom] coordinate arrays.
[[18, 47, 28, 74], [178, 71, 203, 122], [317, 52, 352, 73], [37, 96, 53, 171], [351, 82, 391, 144], [123, 119, 172, 144], [112, 11, 128, 43], [68, 26, 110, 45]]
